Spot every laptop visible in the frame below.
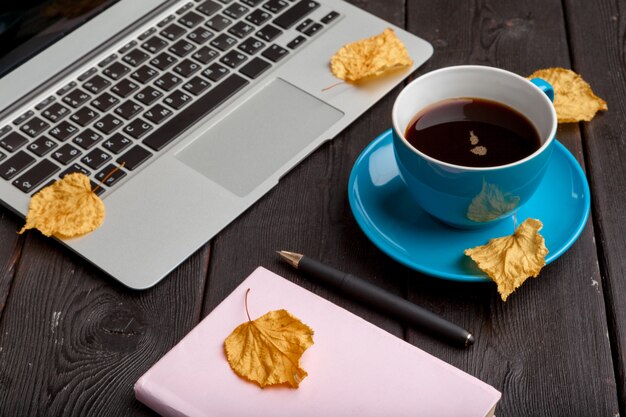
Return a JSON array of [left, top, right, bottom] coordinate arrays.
[[0, 0, 432, 289]]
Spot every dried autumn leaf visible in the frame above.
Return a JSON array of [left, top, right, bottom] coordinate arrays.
[[467, 181, 520, 223], [19, 173, 105, 238], [330, 28, 413, 83], [528, 67, 607, 123], [224, 292, 314, 388], [465, 218, 548, 301]]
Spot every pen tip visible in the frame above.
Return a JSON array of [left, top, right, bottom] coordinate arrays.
[[276, 250, 303, 268], [465, 333, 475, 347]]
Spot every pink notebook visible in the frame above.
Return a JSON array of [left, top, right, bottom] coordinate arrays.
[[135, 267, 501, 416]]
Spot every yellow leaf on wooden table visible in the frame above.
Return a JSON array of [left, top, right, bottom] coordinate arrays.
[[528, 67, 607, 123], [19, 173, 105, 238], [224, 290, 314, 388], [330, 28, 413, 83], [465, 218, 548, 301]]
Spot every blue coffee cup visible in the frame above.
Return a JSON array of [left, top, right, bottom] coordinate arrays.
[[392, 65, 557, 228]]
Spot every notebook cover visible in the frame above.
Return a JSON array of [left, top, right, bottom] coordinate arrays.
[[134, 267, 501, 417]]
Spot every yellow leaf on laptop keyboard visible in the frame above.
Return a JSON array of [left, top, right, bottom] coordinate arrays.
[[19, 173, 105, 238], [330, 28, 413, 83]]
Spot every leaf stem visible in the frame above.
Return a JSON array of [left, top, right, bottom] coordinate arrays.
[[245, 288, 252, 322], [93, 162, 126, 194]]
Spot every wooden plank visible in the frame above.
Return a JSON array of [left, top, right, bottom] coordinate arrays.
[[0, 210, 24, 319], [0, 233, 209, 416], [404, 0, 619, 415], [562, 0, 626, 412]]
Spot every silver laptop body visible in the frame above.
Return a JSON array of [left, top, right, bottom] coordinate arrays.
[[0, 0, 432, 289]]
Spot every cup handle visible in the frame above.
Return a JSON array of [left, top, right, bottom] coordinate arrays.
[[530, 78, 554, 102]]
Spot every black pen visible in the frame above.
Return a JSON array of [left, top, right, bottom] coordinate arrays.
[[277, 250, 475, 348]]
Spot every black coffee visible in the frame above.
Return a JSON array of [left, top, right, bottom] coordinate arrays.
[[404, 98, 541, 167]]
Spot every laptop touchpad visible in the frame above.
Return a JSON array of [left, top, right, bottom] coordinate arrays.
[[175, 78, 344, 197]]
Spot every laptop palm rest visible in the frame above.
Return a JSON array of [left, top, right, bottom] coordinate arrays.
[[175, 78, 344, 197]]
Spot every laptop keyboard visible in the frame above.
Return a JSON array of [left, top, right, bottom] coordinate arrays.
[[0, 0, 340, 196]]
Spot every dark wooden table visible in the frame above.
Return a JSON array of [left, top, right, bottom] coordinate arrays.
[[0, 0, 624, 415]]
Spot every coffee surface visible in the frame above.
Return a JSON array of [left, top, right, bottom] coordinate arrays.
[[405, 98, 541, 167]]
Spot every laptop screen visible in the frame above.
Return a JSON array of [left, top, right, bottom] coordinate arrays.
[[0, 0, 121, 78]]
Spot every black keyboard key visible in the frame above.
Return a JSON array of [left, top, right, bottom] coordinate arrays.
[[197, 0, 222, 16], [179, 11, 204, 28], [124, 118, 153, 139], [49, 121, 79, 141], [164, 90, 193, 110], [273, 0, 318, 29], [144, 104, 173, 124], [169, 39, 197, 57], [262, 0, 288, 13], [56, 81, 77, 96], [242, 0, 263, 5], [287, 34, 306, 49], [62, 89, 91, 108], [183, 76, 211, 95], [261, 43, 288, 62], [98, 53, 118, 68], [12, 159, 60, 193], [118, 40, 138, 55], [0, 151, 35, 180], [202, 63, 229, 81], [229, 21, 254, 38], [117, 145, 152, 171], [72, 129, 103, 150], [13, 110, 34, 126], [51, 143, 82, 165], [27, 136, 57, 156], [1, 131, 28, 152], [83, 75, 111, 94], [173, 59, 201, 77], [102, 133, 133, 154], [35, 96, 56, 111], [42, 102, 71, 122], [150, 52, 178, 70], [176, 1, 195, 14], [211, 33, 238, 51], [295, 18, 312, 31], [255, 24, 282, 42], [94, 114, 123, 134], [123, 49, 150, 67], [78, 67, 98, 81], [220, 50, 247, 68], [160, 23, 187, 41], [135, 86, 163, 105], [238, 37, 265, 54], [111, 79, 140, 98], [188, 27, 214, 44], [320, 10, 339, 24], [142, 36, 168, 54], [192, 46, 219, 64], [92, 92, 120, 112], [154, 73, 182, 91], [70, 107, 99, 127], [302, 21, 322, 36], [103, 62, 131, 80], [60, 163, 90, 177], [131, 65, 159, 84], [138, 27, 157, 41], [114, 100, 144, 120], [21, 117, 50, 137], [239, 57, 271, 78], [81, 149, 111, 170], [246, 9, 271, 25], [224, 3, 249, 19], [95, 164, 127, 187], [157, 14, 176, 27], [143, 74, 248, 151], [0, 150, 5, 162], [206, 14, 232, 31], [0, 126, 11, 137]]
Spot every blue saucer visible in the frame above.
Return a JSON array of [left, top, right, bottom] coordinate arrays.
[[348, 129, 591, 282]]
